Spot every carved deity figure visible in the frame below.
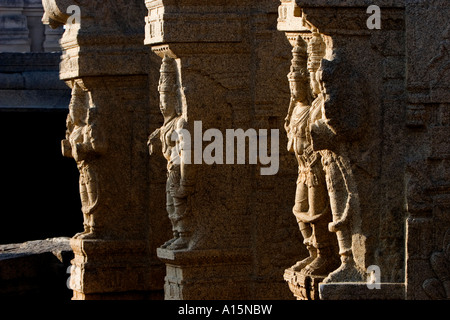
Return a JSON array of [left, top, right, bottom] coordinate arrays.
[[149, 56, 194, 251], [285, 37, 339, 276], [62, 83, 106, 239], [307, 33, 365, 283]]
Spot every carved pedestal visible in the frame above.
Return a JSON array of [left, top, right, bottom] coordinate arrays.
[[157, 248, 252, 300], [70, 239, 165, 300], [284, 268, 324, 300]]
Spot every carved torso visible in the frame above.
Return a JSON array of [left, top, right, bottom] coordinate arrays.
[[161, 116, 183, 173], [288, 101, 324, 187]]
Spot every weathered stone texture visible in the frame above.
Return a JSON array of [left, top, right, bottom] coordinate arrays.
[[0, 238, 73, 299], [405, 0, 450, 300]]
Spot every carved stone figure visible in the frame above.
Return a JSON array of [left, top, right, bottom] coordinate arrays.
[[149, 56, 194, 251], [285, 37, 339, 276], [62, 82, 106, 239], [308, 48, 365, 283]]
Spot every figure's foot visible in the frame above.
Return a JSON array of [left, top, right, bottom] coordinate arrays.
[[73, 232, 86, 239], [323, 258, 365, 283], [167, 237, 190, 250], [161, 237, 178, 249], [292, 248, 317, 272], [76, 231, 98, 240], [73, 227, 91, 239], [301, 253, 340, 277]]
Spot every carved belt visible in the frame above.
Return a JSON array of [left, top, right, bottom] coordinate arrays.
[[301, 145, 320, 167]]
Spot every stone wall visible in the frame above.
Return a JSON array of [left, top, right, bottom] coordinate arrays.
[[405, 0, 450, 300]]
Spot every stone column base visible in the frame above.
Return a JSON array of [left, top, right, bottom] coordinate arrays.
[[319, 283, 405, 300], [70, 239, 165, 300], [157, 248, 252, 300], [283, 268, 325, 300], [284, 267, 406, 300]]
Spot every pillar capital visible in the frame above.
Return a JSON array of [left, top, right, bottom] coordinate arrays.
[[42, 0, 149, 80]]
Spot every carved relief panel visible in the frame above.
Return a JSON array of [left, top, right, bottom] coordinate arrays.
[[279, 0, 408, 300], [62, 81, 106, 239], [148, 55, 196, 251]]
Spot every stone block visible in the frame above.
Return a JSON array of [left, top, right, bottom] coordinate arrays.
[[0, 238, 73, 299], [158, 248, 253, 300]]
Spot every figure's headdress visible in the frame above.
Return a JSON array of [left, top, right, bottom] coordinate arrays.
[[288, 37, 309, 83], [307, 32, 326, 73], [158, 55, 178, 93], [70, 83, 88, 114]]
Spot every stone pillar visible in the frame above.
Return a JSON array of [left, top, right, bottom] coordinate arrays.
[[0, 0, 30, 52], [42, 23, 63, 52], [23, 0, 45, 52], [278, 0, 406, 299], [42, 0, 170, 299], [405, 0, 450, 300], [145, 0, 304, 300]]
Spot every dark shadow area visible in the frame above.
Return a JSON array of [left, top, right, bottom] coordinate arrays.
[[0, 109, 82, 244]]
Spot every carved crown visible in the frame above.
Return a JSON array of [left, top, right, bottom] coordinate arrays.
[[158, 55, 178, 93], [307, 32, 326, 72], [288, 38, 309, 82]]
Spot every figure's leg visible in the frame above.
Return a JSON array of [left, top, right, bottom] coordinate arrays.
[[323, 227, 363, 283], [77, 167, 99, 239], [77, 213, 98, 239], [85, 167, 98, 212], [167, 197, 190, 250], [302, 178, 339, 276], [322, 160, 364, 283], [161, 184, 179, 248], [74, 173, 91, 238], [292, 182, 316, 271]]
